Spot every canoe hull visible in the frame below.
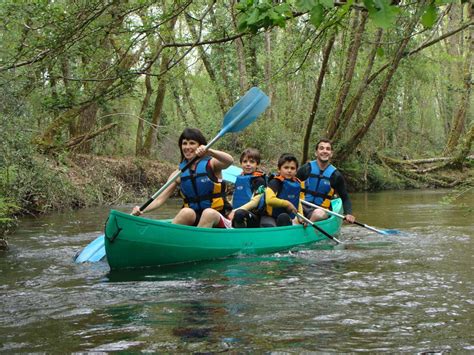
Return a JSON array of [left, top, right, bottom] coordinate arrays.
[[105, 199, 343, 269]]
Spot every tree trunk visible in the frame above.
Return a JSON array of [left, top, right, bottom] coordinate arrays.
[[452, 125, 474, 166], [135, 74, 153, 155], [325, 11, 368, 139], [332, 28, 383, 143], [181, 73, 199, 124], [444, 3, 473, 154], [231, 0, 248, 94], [74, 102, 99, 153], [171, 80, 187, 125], [35, 43, 144, 151], [246, 35, 259, 87], [301, 34, 336, 163], [141, 54, 171, 157], [264, 29, 274, 120], [209, 4, 231, 107], [336, 5, 425, 162], [185, 14, 228, 114]]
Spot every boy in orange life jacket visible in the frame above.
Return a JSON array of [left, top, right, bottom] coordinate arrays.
[[228, 148, 266, 228], [260, 153, 305, 227]]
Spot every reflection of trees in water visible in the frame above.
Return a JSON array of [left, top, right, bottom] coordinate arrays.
[[172, 299, 233, 343], [105, 254, 328, 348], [170, 256, 319, 345]]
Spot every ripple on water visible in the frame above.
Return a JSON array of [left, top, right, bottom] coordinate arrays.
[[89, 341, 145, 352]]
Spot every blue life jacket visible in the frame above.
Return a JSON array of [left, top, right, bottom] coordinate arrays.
[[303, 161, 336, 208], [179, 157, 227, 213], [232, 171, 265, 209], [266, 175, 302, 219]]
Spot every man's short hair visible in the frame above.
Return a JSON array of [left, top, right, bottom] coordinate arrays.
[[315, 138, 332, 151]]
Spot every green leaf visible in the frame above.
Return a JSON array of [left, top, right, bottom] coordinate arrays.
[[296, 0, 317, 12], [363, 0, 377, 14], [309, 4, 324, 27], [319, 0, 334, 9], [365, 0, 400, 29], [275, 3, 292, 17], [376, 47, 385, 57], [421, 3, 438, 29], [268, 9, 286, 27], [246, 8, 261, 25]]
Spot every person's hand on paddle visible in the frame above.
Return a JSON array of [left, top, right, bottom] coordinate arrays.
[[131, 206, 144, 216], [345, 214, 355, 223], [286, 203, 297, 215], [195, 145, 208, 157], [295, 215, 308, 227]]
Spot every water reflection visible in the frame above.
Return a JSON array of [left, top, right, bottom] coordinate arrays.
[[1, 190, 473, 352]]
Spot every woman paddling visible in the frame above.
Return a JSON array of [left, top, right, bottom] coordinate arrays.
[[131, 128, 234, 228]]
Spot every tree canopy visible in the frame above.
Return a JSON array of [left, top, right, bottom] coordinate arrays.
[[0, 0, 472, 180]]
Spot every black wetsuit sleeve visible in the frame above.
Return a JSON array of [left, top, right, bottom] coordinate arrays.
[[330, 170, 352, 214], [296, 163, 311, 181], [268, 178, 282, 194], [251, 176, 266, 192]]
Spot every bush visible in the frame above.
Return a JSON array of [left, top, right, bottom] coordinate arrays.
[[0, 196, 18, 241]]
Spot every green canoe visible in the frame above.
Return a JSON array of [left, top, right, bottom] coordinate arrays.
[[104, 198, 343, 269]]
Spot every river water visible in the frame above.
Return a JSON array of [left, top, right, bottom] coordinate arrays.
[[1, 190, 472, 352]]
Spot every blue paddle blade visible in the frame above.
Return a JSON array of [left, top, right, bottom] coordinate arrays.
[[74, 235, 106, 263], [222, 165, 242, 184], [381, 229, 401, 235], [221, 87, 270, 135]]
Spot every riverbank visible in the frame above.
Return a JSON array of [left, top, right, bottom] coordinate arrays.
[[1, 152, 472, 249], [0, 154, 176, 249]]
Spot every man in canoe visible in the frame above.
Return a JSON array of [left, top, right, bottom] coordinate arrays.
[[297, 138, 355, 223], [131, 128, 234, 228]]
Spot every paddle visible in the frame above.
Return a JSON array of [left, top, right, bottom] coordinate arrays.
[[301, 200, 400, 235], [221, 165, 242, 184], [74, 87, 270, 263], [139, 87, 269, 212], [296, 212, 342, 244]]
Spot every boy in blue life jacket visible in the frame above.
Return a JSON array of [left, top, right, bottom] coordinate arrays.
[[228, 148, 266, 228], [233, 153, 305, 227], [260, 153, 304, 227]]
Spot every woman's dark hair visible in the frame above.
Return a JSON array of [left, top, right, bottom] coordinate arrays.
[[240, 148, 261, 164], [277, 153, 299, 169], [178, 128, 207, 161]]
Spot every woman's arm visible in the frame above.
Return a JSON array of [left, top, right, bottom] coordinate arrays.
[[131, 170, 179, 216], [202, 147, 234, 174]]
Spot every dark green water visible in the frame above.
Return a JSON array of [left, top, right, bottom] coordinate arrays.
[[1, 190, 473, 352]]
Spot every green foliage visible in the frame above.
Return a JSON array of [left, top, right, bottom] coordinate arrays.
[[421, 3, 438, 28], [0, 0, 470, 210], [363, 0, 400, 29], [440, 185, 473, 211], [236, 0, 411, 32], [0, 196, 19, 236], [237, 0, 292, 32], [340, 158, 408, 191], [236, 0, 461, 32]]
